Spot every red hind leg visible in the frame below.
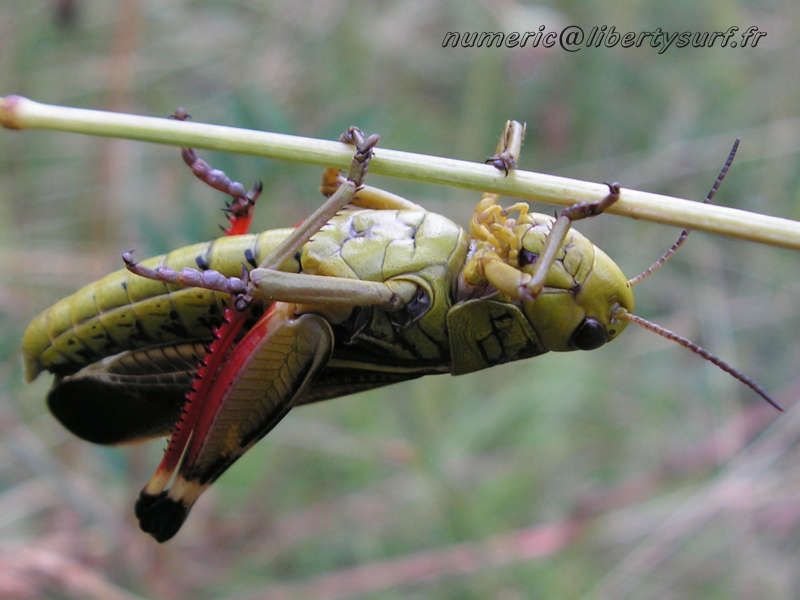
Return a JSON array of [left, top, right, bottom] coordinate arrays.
[[131, 127, 380, 542]]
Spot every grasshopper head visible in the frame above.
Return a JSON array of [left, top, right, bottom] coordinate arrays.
[[518, 224, 634, 352]]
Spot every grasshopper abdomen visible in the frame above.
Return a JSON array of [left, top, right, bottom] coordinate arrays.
[[22, 229, 295, 380]]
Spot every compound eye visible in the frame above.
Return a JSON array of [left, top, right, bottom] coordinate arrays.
[[570, 317, 608, 350]]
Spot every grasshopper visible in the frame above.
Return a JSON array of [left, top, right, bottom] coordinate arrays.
[[21, 118, 779, 542]]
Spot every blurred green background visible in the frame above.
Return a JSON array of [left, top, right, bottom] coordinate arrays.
[[2, 1, 800, 598]]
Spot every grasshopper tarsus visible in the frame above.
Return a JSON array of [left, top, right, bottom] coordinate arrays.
[[605, 181, 621, 196], [338, 126, 368, 147], [233, 266, 254, 312], [485, 120, 525, 175], [340, 128, 380, 188], [484, 151, 515, 175], [171, 107, 190, 121], [560, 182, 621, 221]]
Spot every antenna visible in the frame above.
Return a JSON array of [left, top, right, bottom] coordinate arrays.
[[627, 139, 740, 288], [615, 140, 780, 411], [614, 308, 782, 412]]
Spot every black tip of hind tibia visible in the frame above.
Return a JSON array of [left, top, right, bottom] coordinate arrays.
[[135, 491, 190, 543]]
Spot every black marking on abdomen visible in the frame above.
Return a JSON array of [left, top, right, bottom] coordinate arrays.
[[195, 255, 210, 270], [244, 248, 258, 268]]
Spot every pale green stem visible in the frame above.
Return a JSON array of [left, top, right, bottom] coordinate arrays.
[[3, 95, 799, 250]]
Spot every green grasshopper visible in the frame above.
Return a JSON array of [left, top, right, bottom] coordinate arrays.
[[21, 118, 779, 542]]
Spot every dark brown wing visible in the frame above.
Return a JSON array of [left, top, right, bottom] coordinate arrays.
[[47, 342, 204, 444]]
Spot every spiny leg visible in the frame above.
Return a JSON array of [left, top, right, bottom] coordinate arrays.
[[138, 304, 335, 542], [171, 108, 262, 235], [135, 306, 250, 523], [158, 130, 416, 537], [134, 110, 265, 514], [132, 108, 264, 521], [134, 128, 381, 540], [133, 109, 269, 530]]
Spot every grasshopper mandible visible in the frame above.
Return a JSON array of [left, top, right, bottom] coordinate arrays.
[[21, 117, 780, 542]]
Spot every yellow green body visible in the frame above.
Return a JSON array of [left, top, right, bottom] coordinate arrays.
[[21, 192, 635, 546], [22, 209, 633, 398]]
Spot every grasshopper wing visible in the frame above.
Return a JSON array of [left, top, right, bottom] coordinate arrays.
[[47, 342, 206, 444]]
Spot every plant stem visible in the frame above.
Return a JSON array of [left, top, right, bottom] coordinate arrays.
[[3, 95, 799, 250]]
